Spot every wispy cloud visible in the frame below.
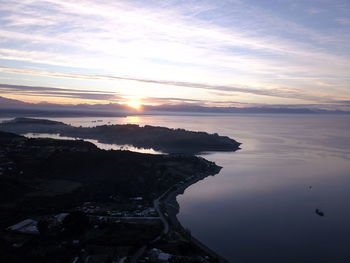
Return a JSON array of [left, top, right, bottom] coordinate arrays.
[[1, 82, 350, 110], [0, 67, 348, 106], [335, 17, 350, 25], [0, 83, 119, 101], [0, 0, 349, 108], [0, 67, 328, 103]]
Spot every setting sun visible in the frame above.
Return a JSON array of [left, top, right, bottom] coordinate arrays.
[[127, 99, 142, 110]]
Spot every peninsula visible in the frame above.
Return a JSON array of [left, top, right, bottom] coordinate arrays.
[[0, 118, 241, 154], [0, 130, 231, 263]]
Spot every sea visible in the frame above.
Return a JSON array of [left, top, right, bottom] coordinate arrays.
[[2, 114, 350, 263]]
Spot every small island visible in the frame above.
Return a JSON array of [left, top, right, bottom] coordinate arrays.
[[0, 118, 241, 154], [0, 131, 230, 263]]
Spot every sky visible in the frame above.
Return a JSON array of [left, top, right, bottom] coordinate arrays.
[[0, 0, 349, 109]]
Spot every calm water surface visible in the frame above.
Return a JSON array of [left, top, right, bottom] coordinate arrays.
[[2, 114, 350, 262]]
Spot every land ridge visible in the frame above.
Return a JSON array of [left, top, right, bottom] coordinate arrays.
[[0, 117, 241, 154]]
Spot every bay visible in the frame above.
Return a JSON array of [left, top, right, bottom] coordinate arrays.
[[2, 114, 350, 262]]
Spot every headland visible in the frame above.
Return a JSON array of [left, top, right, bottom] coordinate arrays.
[[0, 117, 241, 154], [0, 129, 235, 262]]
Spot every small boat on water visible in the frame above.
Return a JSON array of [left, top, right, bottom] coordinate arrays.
[[315, 208, 324, 217]]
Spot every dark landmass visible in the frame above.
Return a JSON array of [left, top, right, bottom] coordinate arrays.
[[0, 131, 226, 263], [1, 95, 349, 117], [0, 118, 241, 153]]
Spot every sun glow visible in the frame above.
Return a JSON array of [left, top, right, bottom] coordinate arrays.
[[127, 99, 142, 110]]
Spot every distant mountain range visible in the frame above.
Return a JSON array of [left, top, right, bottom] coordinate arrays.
[[0, 96, 349, 117], [0, 96, 129, 117]]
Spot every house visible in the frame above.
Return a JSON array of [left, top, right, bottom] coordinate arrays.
[[149, 248, 172, 263], [130, 197, 143, 201], [7, 219, 39, 235], [158, 252, 172, 262]]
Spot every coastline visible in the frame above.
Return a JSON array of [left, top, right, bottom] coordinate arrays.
[[156, 169, 231, 263]]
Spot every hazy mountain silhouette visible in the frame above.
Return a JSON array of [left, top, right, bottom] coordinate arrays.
[[0, 96, 349, 116]]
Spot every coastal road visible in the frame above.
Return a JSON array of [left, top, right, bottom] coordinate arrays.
[[129, 190, 171, 263], [153, 190, 170, 236], [137, 174, 231, 263], [159, 177, 232, 263]]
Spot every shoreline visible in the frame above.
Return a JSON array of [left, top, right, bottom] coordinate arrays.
[[156, 169, 231, 263]]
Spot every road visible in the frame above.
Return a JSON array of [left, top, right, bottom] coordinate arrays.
[[153, 188, 171, 237], [129, 188, 172, 262], [130, 174, 231, 263]]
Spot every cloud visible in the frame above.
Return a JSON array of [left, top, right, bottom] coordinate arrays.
[[0, 0, 349, 107], [335, 17, 350, 25], [0, 83, 119, 101], [0, 82, 259, 107], [0, 66, 325, 102], [0, 67, 348, 106], [307, 8, 324, 15], [0, 0, 349, 78], [1, 82, 350, 110]]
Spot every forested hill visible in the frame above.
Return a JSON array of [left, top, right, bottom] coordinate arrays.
[[0, 118, 241, 153]]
